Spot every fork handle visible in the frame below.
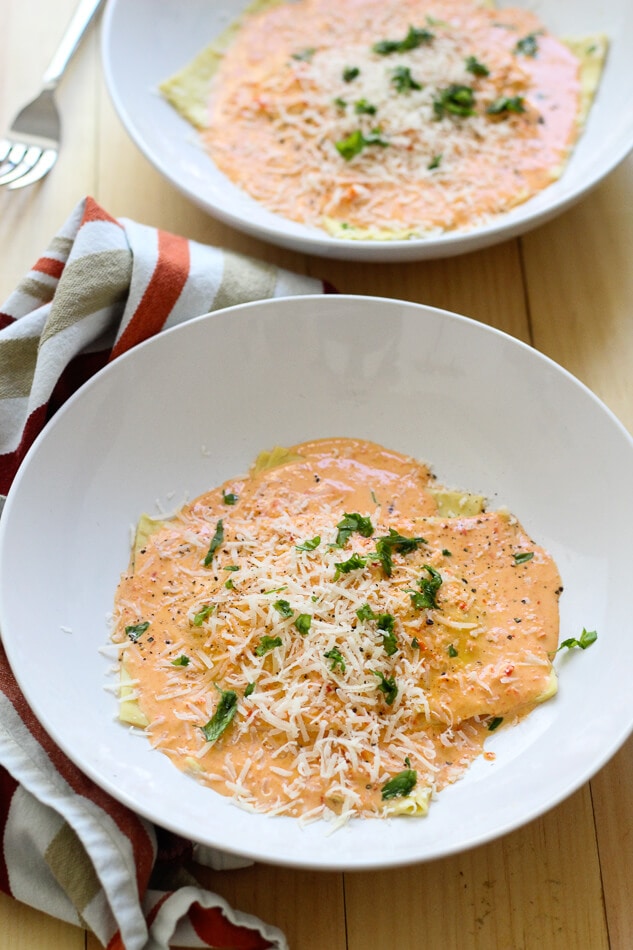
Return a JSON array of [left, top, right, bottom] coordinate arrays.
[[41, 0, 105, 89]]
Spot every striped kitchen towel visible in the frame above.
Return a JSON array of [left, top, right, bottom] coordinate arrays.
[[0, 196, 329, 950], [0, 195, 326, 496]]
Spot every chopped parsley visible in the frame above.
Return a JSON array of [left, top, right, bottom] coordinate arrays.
[[410, 565, 443, 610], [201, 688, 238, 743], [515, 33, 539, 57], [335, 129, 389, 161], [513, 551, 534, 564], [171, 654, 190, 667], [373, 25, 434, 55], [291, 47, 315, 61], [336, 512, 374, 546], [381, 768, 417, 800], [343, 66, 360, 82], [391, 66, 422, 93], [192, 604, 214, 626], [273, 599, 294, 618], [222, 489, 238, 505], [354, 98, 377, 115], [372, 669, 398, 705], [487, 96, 526, 115], [487, 716, 504, 731], [333, 552, 370, 579], [294, 613, 312, 635], [296, 535, 321, 551], [448, 643, 458, 658], [125, 621, 149, 641], [465, 55, 490, 77], [356, 604, 398, 654], [555, 628, 598, 653], [325, 646, 346, 673], [203, 519, 224, 566], [433, 84, 476, 118], [254, 635, 283, 656], [244, 682, 256, 698], [427, 153, 442, 170], [373, 528, 426, 577]]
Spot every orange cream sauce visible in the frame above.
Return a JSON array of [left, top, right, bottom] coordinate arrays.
[[112, 439, 562, 821], [203, 0, 582, 236]]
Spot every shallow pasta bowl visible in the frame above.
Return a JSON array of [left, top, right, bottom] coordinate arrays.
[[1, 294, 633, 870], [100, 0, 633, 261]]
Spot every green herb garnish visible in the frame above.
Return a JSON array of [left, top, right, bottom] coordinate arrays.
[[433, 84, 476, 118], [354, 98, 377, 115], [255, 635, 283, 656], [273, 599, 294, 618], [333, 552, 370, 579], [448, 643, 458, 658], [325, 646, 346, 673], [465, 55, 490, 76], [294, 613, 312, 635], [335, 129, 388, 161], [203, 519, 224, 566], [374, 528, 426, 577], [391, 66, 422, 93], [427, 153, 442, 170], [333, 97, 347, 109], [555, 628, 598, 653], [343, 66, 360, 82], [201, 688, 238, 742], [488, 716, 504, 731], [296, 535, 321, 551], [410, 565, 443, 610], [372, 669, 398, 705], [487, 96, 525, 115], [513, 550, 534, 564], [222, 489, 238, 505], [357, 605, 398, 654], [373, 25, 434, 55], [192, 604, 214, 626], [171, 654, 190, 667], [125, 621, 149, 641], [336, 512, 375, 546], [244, 682, 256, 698], [515, 33, 539, 57], [381, 768, 417, 800], [292, 47, 316, 61]]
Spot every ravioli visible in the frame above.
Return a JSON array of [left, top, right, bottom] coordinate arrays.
[[159, 0, 607, 239], [111, 438, 562, 823]]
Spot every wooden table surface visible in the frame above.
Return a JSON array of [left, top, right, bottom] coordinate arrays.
[[2, 1, 633, 947]]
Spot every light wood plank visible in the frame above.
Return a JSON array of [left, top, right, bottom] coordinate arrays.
[[0, 0, 102, 303], [522, 151, 633, 950], [344, 786, 607, 950], [0, 892, 86, 950], [191, 864, 347, 950]]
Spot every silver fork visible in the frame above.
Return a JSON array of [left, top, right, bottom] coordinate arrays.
[[0, 0, 105, 190]]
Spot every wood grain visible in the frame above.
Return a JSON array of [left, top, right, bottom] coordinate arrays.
[[1, 2, 632, 948]]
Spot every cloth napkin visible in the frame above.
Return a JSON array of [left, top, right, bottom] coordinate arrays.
[[0, 197, 329, 950]]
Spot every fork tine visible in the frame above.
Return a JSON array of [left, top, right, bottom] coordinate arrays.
[[6, 148, 57, 190], [0, 142, 28, 176], [0, 145, 44, 186]]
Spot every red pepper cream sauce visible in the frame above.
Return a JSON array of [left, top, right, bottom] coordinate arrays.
[[203, 0, 584, 238], [112, 439, 562, 823]]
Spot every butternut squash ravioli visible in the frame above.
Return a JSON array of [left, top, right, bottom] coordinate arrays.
[[159, 0, 607, 240], [111, 438, 562, 824]]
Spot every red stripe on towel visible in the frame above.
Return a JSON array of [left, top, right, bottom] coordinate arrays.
[[109, 230, 190, 360]]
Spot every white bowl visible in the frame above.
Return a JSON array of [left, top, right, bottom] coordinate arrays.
[[101, 0, 633, 261], [2, 295, 633, 870]]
